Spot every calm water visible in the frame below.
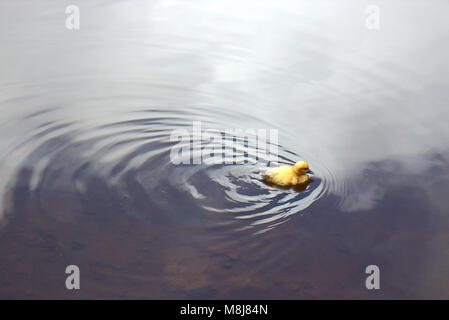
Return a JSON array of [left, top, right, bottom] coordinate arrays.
[[1, 0, 449, 299]]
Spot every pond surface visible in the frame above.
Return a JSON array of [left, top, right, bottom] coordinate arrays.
[[1, 0, 449, 299]]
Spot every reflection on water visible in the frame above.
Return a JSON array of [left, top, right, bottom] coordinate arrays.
[[1, 0, 449, 298]]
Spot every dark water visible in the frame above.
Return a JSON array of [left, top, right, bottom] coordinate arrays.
[[1, 0, 449, 299]]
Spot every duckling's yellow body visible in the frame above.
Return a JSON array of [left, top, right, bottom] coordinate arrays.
[[263, 161, 311, 187]]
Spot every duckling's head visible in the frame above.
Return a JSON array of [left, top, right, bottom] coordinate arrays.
[[293, 161, 311, 175]]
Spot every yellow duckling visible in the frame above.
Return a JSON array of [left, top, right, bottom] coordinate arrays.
[[263, 161, 312, 187]]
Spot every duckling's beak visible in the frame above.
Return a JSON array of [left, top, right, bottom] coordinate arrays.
[[307, 169, 313, 174]]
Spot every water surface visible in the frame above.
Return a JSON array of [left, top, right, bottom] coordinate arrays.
[[1, 0, 449, 299]]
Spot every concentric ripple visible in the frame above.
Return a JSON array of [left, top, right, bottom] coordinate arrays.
[[3, 106, 339, 236]]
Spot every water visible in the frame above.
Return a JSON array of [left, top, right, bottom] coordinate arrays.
[[0, 0, 449, 299]]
